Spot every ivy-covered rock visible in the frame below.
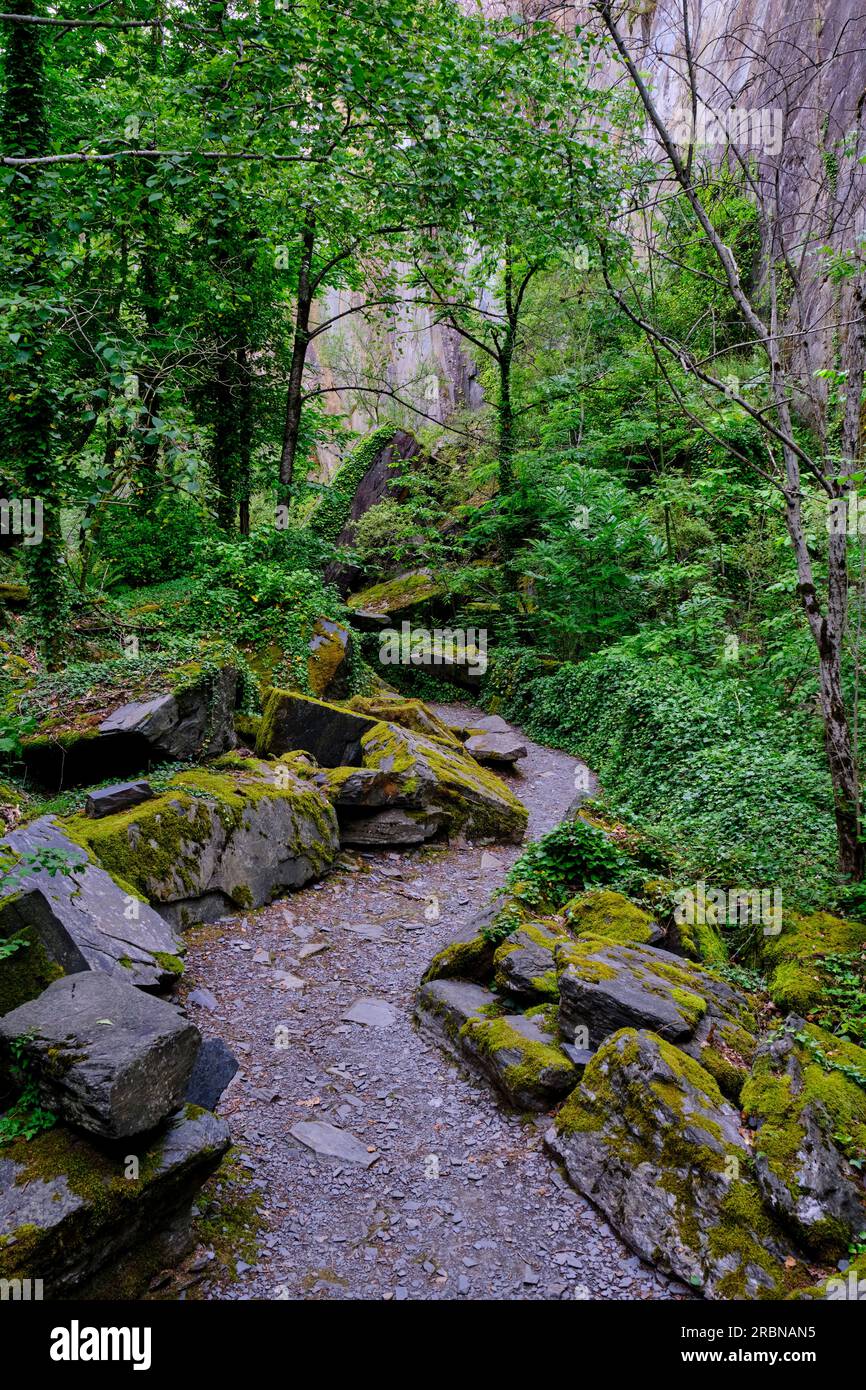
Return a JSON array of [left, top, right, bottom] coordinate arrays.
[[63, 756, 339, 927], [761, 910, 866, 1013], [460, 1011, 578, 1110], [0, 973, 200, 1139], [0, 1104, 229, 1297], [0, 816, 185, 1003], [20, 658, 239, 791], [741, 1019, 866, 1259], [563, 889, 663, 946], [493, 919, 569, 1002], [360, 722, 527, 843], [546, 1028, 799, 1298]]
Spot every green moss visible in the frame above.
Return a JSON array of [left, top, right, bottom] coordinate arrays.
[[762, 911, 866, 1013], [346, 569, 442, 616], [564, 889, 658, 946], [348, 695, 463, 749], [555, 937, 619, 984], [0, 1104, 226, 1281], [0, 914, 65, 1015], [63, 757, 337, 907], [422, 933, 495, 984], [307, 620, 349, 699], [460, 1013, 575, 1105], [233, 713, 262, 747], [741, 1021, 866, 1257], [152, 952, 184, 976]]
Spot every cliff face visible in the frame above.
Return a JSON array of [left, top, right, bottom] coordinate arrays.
[[312, 0, 866, 465]]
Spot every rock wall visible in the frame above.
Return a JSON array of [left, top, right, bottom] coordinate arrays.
[[311, 0, 865, 464]]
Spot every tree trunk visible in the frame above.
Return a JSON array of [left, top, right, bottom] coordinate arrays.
[[279, 215, 315, 499]]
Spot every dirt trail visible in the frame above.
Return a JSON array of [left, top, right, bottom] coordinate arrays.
[[183, 703, 687, 1301]]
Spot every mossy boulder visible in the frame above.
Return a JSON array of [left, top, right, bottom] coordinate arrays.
[[0, 972, 200, 1139], [346, 569, 442, 618], [347, 694, 463, 750], [741, 1019, 866, 1259], [563, 890, 663, 947], [64, 756, 339, 927], [493, 919, 569, 1002], [421, 904, 502, 984], [546, 1028, 799, 1298], [414, 978, 497, 1058], [307, 618, 353, 700], [0, 1104, 229, 1297], [20, 658, 240, 791], [360, 721, 527, 843], [761, 910, 866, 1013], [460, 1011, 578, 1110], [555, 937, 754, 1052], [256, 689, 378, 766], [1, 816, 185, 994]]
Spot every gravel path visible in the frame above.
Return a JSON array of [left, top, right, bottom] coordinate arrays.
[[181, 704, 688, 1302]]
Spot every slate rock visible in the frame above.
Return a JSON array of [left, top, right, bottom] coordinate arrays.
[[339, 807, 445, 847], [493, 920, 568, 1002], [742, 1019, 866, 1258], [341, 997, 397, 1028], [361, 722, 528, 843], [0, 972, 201, 1138], [256, 690, 379, 766], [0, 1104, 229, 1297], [0, 816, 184, 997], [307, 618, 353, 701], [556, 936, 752, 1050], [289, 1121, 378, 1167], [460, 1011, 578, 1110], [84, 781, 155, 819], [70, 756, 340, 928], [21, 665, 239, 790], [184, 1037, 239, 1111], [546, 1028, 797, 1298], [464, 731, 527, 765], [415, 978, 497, 1057]]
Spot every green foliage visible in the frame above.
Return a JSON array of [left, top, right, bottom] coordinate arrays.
[[98, 495, 218, 589], [815, 951, 866, 1046], [0, 1082, 57, 1146], [505, 817, 630, 911], [489, 647, 836, 900]]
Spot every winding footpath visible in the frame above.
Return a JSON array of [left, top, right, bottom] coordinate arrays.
[[181, 704, 689, 1301]]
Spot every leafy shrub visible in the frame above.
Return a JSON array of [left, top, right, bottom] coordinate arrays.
[[505, 816, 631, 910], [99, 494, 218, 588]]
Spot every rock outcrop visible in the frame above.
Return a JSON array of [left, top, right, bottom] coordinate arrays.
[[546, 1029, 798, 1299], [21, 661, 239, 790], [64, 755, 340, 927], [742, 1019, 866, 1259], [256, 690, 378, 766], [0, 1104, 229, 1298]]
